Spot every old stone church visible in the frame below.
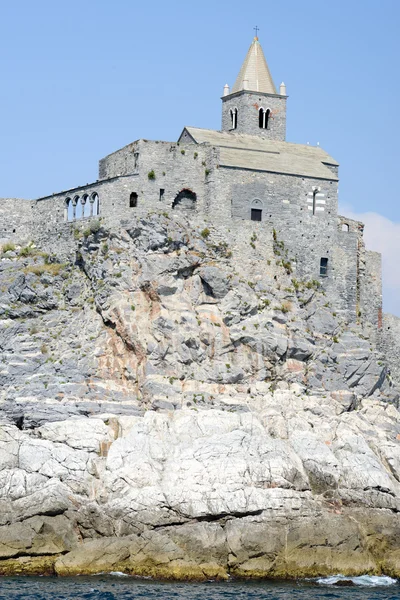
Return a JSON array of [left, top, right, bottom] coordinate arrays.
[[0, 36, 383, 331]]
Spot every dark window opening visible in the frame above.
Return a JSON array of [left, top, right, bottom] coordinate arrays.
[[251, 208, 262, 222], [172, 188, 197, 210], [320, 257, 328, 276], [259, 108, 270, 129], [159, 189, 165, 201], [230, 108, 238, 130], [129, 192, 138, 208], [312, 189, 318, 215]]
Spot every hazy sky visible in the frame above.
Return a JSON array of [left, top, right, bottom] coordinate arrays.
[[0, 0, 399, 312]]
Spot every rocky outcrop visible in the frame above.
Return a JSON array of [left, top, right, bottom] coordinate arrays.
[[0, 211, 399, 578], [2, 402, 400, 578]]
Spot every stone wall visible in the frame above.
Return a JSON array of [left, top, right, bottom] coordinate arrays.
[[0, 199, 33, 244], [360, 250, 382, 332], [203, 157, 359, 316], [98, 140, 211, 214], [381, 313, 400, 384], [221, 91, 287, 140], [15, 140, 214, 256], [30, 176, 137, 254]]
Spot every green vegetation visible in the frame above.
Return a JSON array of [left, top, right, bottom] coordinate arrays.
[[24, 263, 65, 277], [258, 298, 271, 310], [200, 228, 210, 239], [147, 170, 156, 180], [19, 245, 35, 257], [279, 301, 292, 313], [281, 260, 292, 274], [2, 242, 15, 253], [90, 220, 101, 234]]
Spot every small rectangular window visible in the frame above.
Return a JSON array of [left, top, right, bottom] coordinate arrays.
[[320, 257, 328, 276], [129, 192, 138, 208], [251, 208, 262, 222], [159, 189, 165, 201]]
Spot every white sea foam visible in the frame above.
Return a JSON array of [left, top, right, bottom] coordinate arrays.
[[108, 571, 130, 577], [316, 574, 397, 587]]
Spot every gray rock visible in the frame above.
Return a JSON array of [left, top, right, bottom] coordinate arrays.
[[198, 266, 229, 298]]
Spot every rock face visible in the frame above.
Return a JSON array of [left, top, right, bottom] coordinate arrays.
[[0, 211, 399, 578]]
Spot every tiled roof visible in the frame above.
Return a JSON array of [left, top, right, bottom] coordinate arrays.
[[181, 127, 339, 181]]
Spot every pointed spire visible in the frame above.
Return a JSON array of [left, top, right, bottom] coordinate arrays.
[[231, 37, 276, 95]]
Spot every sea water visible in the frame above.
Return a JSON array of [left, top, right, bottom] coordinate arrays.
[[0, 575, 398, 600]]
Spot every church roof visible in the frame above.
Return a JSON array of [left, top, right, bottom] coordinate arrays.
[[231, 37, 277, 95], [180, 127, 339, 181]]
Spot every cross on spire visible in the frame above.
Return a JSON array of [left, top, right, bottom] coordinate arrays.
[[254, 26, 259, 38]]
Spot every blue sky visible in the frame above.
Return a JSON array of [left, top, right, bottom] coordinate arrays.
[[0, 0, 399, 312]]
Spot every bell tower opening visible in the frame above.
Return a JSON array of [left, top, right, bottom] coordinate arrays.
[[259, 108, 270, 129]]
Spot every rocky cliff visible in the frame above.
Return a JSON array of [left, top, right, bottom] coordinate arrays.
[[0, 212, 400, 579]]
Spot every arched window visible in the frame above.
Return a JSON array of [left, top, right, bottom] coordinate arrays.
[[74, 196, 82, 219], [172, 189, 197, 210], [230, 108, 238, 130], [66, 197, 73, 222], [341, 223, 349, 232], [91, 192, 99, 216], [82, 194, 90, 218], [129, 192, 138, 208], [259, 108, 270, 129]]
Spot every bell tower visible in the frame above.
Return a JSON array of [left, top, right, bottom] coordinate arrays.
[[221, 36, 287, 141]]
